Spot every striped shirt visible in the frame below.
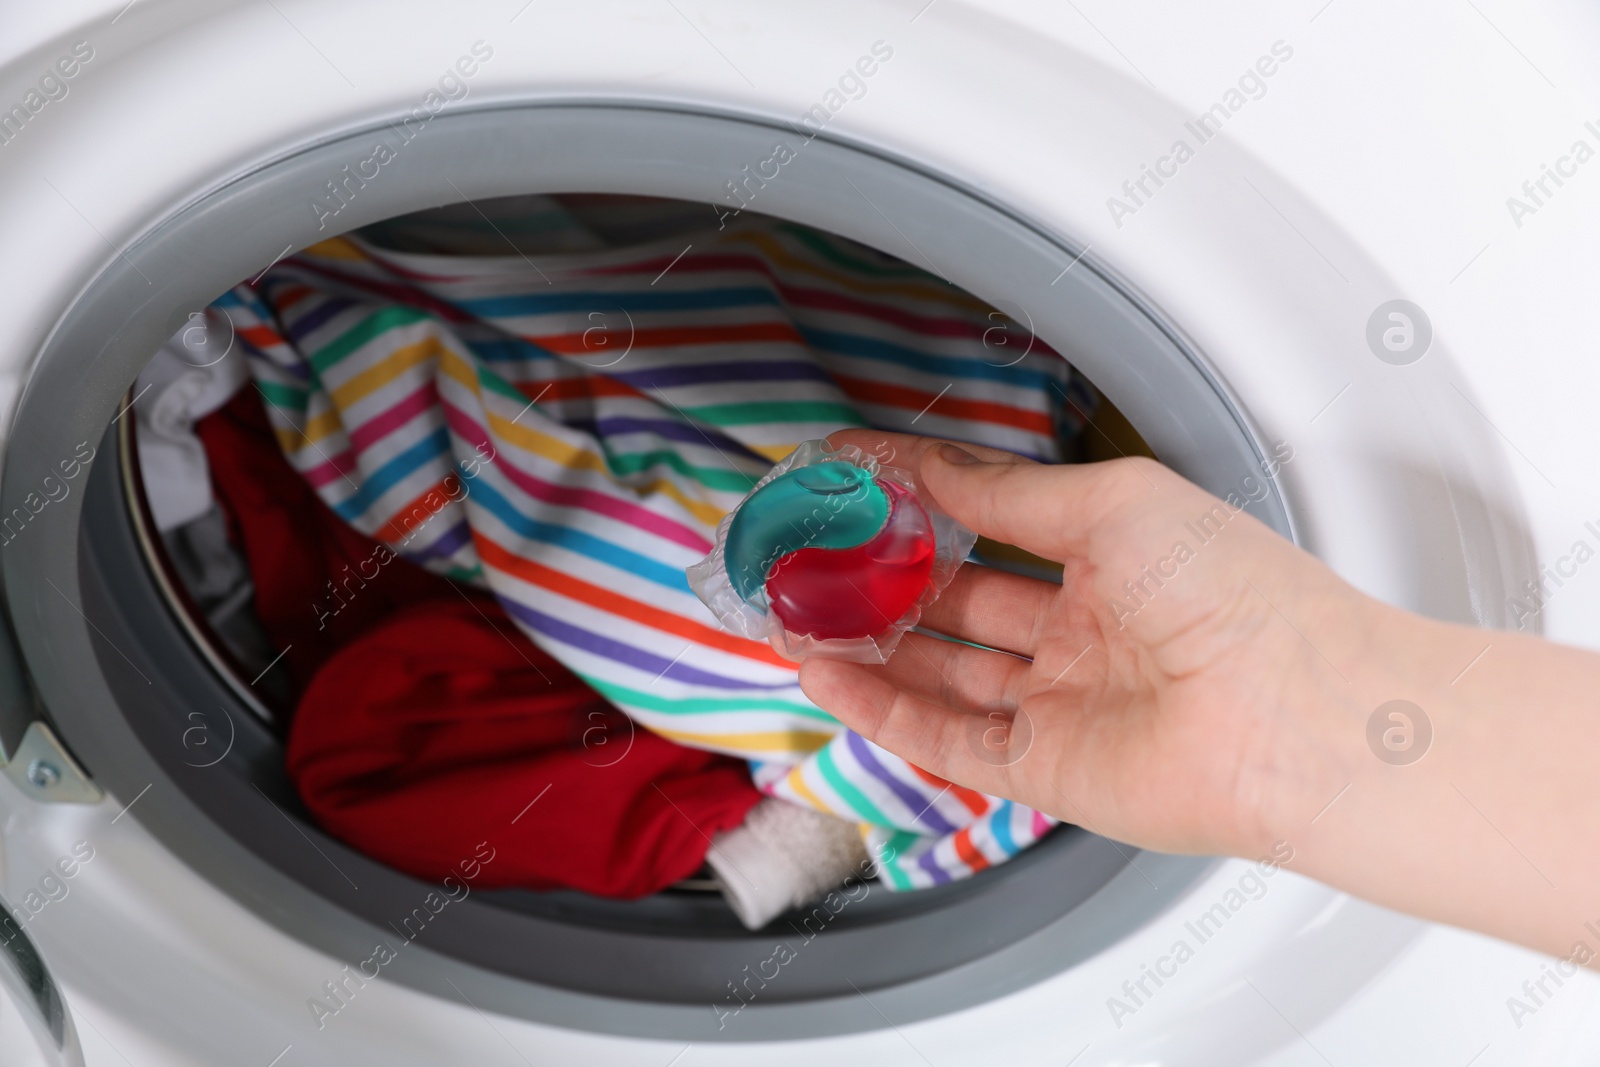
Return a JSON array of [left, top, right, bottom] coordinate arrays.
[[217, 197, 1091, 889]]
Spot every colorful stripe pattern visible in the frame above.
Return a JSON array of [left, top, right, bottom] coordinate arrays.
[[216, 198, 1086, 889]]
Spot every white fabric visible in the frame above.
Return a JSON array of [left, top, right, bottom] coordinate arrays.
[[134, 314, 247, 532], [706, 797, 871, 930]]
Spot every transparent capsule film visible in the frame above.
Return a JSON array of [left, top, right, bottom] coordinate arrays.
[[686, 440, 977, 664]]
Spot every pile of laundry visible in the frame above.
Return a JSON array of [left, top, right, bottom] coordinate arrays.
[[137, 195, 1096, 928]]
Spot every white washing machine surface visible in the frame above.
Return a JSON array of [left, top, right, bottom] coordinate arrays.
[[1, 1, 1599, 1064]]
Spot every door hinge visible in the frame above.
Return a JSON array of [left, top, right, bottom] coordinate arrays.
[[1, 721, 101, 804]]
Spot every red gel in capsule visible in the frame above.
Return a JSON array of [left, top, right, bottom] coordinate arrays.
[[764, 480, 936, 640]]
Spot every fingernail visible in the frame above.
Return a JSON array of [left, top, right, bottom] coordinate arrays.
[[938, 443, 980, 465]]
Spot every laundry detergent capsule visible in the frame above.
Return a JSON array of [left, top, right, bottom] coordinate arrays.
[[687, 440, 977, 663]]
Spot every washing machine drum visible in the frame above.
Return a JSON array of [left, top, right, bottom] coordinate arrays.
[[0, 104, 1296, 1043]]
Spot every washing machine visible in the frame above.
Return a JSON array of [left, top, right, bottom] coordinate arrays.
[[2, 0, 1599, 1063]]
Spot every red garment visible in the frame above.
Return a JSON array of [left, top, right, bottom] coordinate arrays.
[[195, 389, 451, 689], [285, 599, 762, 897], [194, 389, 763, 897]]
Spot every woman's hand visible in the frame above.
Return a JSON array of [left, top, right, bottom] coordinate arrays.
[[800, 431, 1600, 962], [800, 430, 1367, 860]]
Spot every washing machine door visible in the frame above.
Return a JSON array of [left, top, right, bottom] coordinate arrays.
[[0, 894, 83, 1067]]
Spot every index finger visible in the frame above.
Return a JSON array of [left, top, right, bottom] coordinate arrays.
[[920, 448, 1177, 565], [823, 429, 1032, 479], [829, 429, 1175, 566]]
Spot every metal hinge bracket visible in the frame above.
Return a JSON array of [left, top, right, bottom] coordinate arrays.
[[1, 721, 102, 804]]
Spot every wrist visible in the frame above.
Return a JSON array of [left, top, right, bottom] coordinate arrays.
[[1238, 576, 1415, 861], [1255, 585, 1483, 883]]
